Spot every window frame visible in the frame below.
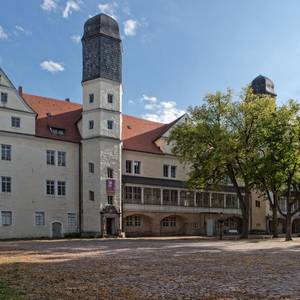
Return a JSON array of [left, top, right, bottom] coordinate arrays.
[[57, 181, 66, 196], [57, 151, 66, 167], [1, 211, 12, 226], [89, 120, 94, 130], [1, 176, 11, 193], [107, 93, 114, 104], [107, 120, 114, 130], [35, 212, 45, 226], [89, 93, 94, 104], [11, 116, 20, 128], [46, 150, 55, 166], [89, 162, 95, 173], [1, 144, 11, 161], [46, 180, 55, 196]]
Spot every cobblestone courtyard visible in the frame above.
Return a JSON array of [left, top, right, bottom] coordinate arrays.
[[0, 237, 299, 299]]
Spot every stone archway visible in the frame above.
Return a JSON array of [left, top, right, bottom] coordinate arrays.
[[124, 214, 153, 237], [159, 215, 186, 236], [101, 205, 120, 237]]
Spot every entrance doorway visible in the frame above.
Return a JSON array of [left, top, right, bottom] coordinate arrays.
[[106, 218, 114, 235], [52, 222, 62, 238]]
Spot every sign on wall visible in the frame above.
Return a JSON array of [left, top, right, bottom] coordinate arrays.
[[106, 179, 116, 195]]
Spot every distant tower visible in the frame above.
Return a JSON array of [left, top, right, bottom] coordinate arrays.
[[251, 75, 277, 97], [81, 14, 122, 236]]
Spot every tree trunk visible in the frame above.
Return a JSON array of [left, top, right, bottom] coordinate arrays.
[[240, 188, 250, 239], [285, 203, 293, 241], [272, 192, 278, 238]]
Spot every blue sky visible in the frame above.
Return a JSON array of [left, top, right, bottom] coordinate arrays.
[[1, 1, 300, 123]]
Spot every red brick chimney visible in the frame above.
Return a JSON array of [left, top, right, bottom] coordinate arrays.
[[18, 86, 23, 96]]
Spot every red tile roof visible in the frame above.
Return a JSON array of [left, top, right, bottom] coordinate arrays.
[[23, 93, 179, 153], [23, 93, 82, 143]]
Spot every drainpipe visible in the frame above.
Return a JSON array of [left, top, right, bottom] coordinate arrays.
[[78, 143, 83, 235]]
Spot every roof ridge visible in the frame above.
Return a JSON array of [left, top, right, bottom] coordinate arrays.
[[23, 93, 82, 106], [123, 113, 165, 126]]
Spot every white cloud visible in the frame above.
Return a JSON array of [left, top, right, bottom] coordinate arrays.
[[142, 99, 185, 124], [40, 60, 64, 73], [63, 0, 81, 18], [0, 26, 8, 40], [141, 94, 157, 103], [15, 25, 32, 35], [124, 19, 139, 36], [98, 2, 118, 20], [41, 0, 58, 11], [71, 35, 81, 44], [128, 100, 135, 104]]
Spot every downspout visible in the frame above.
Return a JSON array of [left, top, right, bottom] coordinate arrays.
[[79, 142, 83, 235]]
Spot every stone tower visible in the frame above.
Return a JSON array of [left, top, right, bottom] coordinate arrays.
[[81, 14, 122, 236]]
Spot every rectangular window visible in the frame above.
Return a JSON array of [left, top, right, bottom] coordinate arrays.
[[1, 144, 11, 161], [180, 191, 194, 207], [163, 189, 178, 206], [126, 160, 132, 174], [89, 93, 94, 103], [107, 94, 114, 104], [226, 194, 238, 208], [171, 166, 176, 178], [57, 181, 66, 196], [107, 195, 113, 205], [46, 180, 55, 195], [46, 150, 55, 165], [89, 120, 94, 130], [1, 176, 11, 193], [134, 161, 141, 174], [124, 186, 133, 203], [68, 213, 77, 226], [57, 151, 66, 167], [11, 117, 20, 128], [50, 127, 65, 136], [35, 212, 45, 226], [196, 192, 210, 207], [89, 162, 94, 173], [89, 190, 95, 201], [163, 165, 169, 177], [107, 120, 114, 130], [1, 92, 8, 103], [107, 167, 113, 178], [161, 216, 176, 227], [256, 200, 261, 208], [126, 216, 141, 227], [144, 188, 161, 205], [211, 193, 225, 208], [1, 211, 12, 226]]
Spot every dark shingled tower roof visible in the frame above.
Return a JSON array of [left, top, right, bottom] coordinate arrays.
[[82, 13, 122, 83], [251, 75, 277, 97], [82, 13, 120, 40]]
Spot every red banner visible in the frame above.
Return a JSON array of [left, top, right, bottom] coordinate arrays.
[[106, 179, 116, 195]]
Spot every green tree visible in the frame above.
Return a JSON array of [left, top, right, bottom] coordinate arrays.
[[169, 88, 275, 238]]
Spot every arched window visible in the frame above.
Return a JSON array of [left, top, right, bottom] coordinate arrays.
[[161, 216, 176, 227]]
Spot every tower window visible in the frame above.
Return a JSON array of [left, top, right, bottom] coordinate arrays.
[[89, 120, 94, 130], [107, 120, 114, 130], [11, 117, 20, 128], [256, 200, 261, 208], [89, 190, 95, 201], [107, 195, 113, 205], [107, 94, 113, 104], [107, 168, 113, 178], [89, 162, 94, 173], [89, 93, 94, 103]]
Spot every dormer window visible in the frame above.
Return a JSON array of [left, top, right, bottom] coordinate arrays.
[[50, 127, 65, 136], [89, 93, 94, 103], [107, 94, 113, 104], [1, 92, 8, 103]]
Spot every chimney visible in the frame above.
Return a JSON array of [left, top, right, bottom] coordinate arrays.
[[18, 86, 23, 96], [65, 98, 70, 102]]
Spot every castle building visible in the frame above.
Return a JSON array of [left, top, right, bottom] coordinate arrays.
[[1, 14, 294, 239]]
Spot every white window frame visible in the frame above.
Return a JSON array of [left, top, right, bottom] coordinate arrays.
[[57, 181, 66, 196], [1, 211, 12, 226], [35, 212, 45, 226], [57, 151, 66, 167], [1, 144, 11, 161], [46, 180, 55, 196], [46, 150, 55, 165], [1, 176, 11, 193], [11, 116, 20, 128], [68, 213, 77, 226]]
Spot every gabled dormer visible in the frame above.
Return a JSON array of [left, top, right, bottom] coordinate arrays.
[[0, 68, 36, 135], [154, 113, 189, 154]]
